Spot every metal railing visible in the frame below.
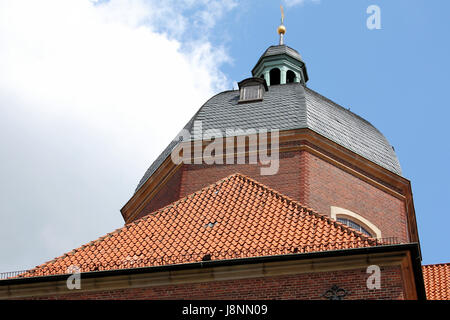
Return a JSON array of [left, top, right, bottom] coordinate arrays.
[[0, 270, 30, 280], [0, 237, 399, 281]]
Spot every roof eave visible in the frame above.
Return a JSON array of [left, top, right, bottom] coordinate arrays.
[[0, 243, 426, 301]]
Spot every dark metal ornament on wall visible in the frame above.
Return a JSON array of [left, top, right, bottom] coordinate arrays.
[[322, 285, 349, 300]]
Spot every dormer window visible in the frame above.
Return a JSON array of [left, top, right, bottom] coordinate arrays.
[[238, 77, 268, 103], [241, 85, 262, 101]]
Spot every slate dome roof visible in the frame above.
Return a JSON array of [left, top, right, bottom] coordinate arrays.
[[257, 45, 303, 62], [135, 83, 401, 192]]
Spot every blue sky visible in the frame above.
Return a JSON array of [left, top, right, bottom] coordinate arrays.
[[213, 0, 450, 265], [223, 0, 449, 265], [0, 0, 448, 272]]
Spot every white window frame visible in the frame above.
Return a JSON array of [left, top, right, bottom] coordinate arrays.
[[330, 206, 382, 239]]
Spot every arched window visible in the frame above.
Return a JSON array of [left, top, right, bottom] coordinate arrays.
[[330, 206, 382, 238], [269, 68, 280, 85], [286, 70, 296, 83], [336, 218, 372, 237]]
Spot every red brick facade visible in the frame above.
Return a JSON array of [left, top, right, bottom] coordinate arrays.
[[139, 165, 183, 217], [135, 148, 408, 242], [302, 151, 408, 242], [25, 266, 405, 300]]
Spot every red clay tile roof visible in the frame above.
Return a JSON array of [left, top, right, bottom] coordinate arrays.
[[23, 173, 383, 278], [422, 263, 450, 300]]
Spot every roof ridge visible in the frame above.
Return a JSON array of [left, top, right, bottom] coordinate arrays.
[[423, 263, 450, 267], [137, 171, 375, 244], [223, 173, 376, 243], [140, 173, 240, 219]]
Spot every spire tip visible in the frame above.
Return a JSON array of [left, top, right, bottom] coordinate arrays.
[[278, 5, 286, 45]]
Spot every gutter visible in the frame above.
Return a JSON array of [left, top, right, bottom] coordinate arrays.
[[0, 243, 426, 299]]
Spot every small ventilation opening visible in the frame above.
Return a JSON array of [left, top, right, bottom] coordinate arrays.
[[287, 70, 296, 83], [205, 221, 217, 228], [270, 68, 281, 85]]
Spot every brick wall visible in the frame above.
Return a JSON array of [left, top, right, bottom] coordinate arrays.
[[134, 148, 408, 242], [25, 266, 405, 300], [179, 151, 303, 202], [302, 151, 408, 242], [137, 166, 183, 220], [137, 151, 304, 220]]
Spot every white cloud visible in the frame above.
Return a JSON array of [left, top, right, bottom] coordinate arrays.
[[0, 0, 235, 271]]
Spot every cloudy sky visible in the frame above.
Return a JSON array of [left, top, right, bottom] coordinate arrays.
[[1, 0, 449, 272], [0, 0, 238, 272]]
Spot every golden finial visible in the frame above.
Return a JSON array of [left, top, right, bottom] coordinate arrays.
[[277, 5, 286, 45]]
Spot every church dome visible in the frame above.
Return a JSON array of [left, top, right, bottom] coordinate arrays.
[[136, 83, 401, 192]]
